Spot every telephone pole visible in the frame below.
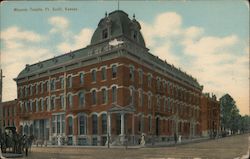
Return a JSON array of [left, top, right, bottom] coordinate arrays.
[[0, 69, 4, 132]]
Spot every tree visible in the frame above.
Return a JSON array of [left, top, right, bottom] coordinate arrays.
[[220, 94, 242, 134]]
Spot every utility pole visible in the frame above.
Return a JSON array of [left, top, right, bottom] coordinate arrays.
[[0, 69, 4, 133]]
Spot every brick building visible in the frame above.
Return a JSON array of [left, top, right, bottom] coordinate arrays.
[[0, 100, 18, 131], [201, 93, 220, 138], [8, 10, 204, 146]]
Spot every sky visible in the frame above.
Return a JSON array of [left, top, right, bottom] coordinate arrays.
[[0, 0, 249, 115]]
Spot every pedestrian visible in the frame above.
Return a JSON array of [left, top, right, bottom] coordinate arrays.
[[174, 133, 177, 144]]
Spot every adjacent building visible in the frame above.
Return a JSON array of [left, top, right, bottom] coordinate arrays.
[[0, 10, 217, 146], [201, 93, 220, 138]]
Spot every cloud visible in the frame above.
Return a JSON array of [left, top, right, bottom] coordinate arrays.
[[57, 28, 93, 53], [1, 26, 43, 49], [49, 16, 69, 34], [140, 11, 249, 115]]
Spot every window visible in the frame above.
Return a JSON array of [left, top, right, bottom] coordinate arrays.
[[41, 83, 44, 93], [132, 30, 138, 40], [51, 79, 56, 91], [101, 67, 106, 80], [101, 88, 107, 104], [68, 94, 73, 108], [148, 93, 152, 109], [164, 98, 166, 112], [68, 117, 73, 135], [78, 92, 85, 107], [51, 97, 55, 110], [148, 116, 152, 132], [101, 114, 107, 134], [138, 115, 144, 132], [157, 96, 160, 111], [30, 85, 33, 96], [129, 66, 134, 81], [41, 99, 44, 112], [112, 86, 117, 103], [168, 99, 171, 112], [36, 84, 39, 94], [139, 69, 143, 84], [91, 70, 96, 82], [36, 100, 39, 112], [25, 86, 28, 97], [129, 87, 134, 104], [46, 81, 49, 92], [60, 95, 64, 109], [67, 76, 72, 88], [60, 77, 64, 89], [30, 101, 33, 112], [46, 98, 50, 111], [102, 28, 108, 39], [139, 89, 143, 107], [92, 90, 97, 105], [80, 73, 84, 84], [19, 87, 23, 98], [111, 65, 117, 78], [79, 115, 87, 135], [92, 114, 98, 134], [157, 78, 161, 90]]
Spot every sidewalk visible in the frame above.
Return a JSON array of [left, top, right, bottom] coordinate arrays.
[[32, 137, 211, 149]]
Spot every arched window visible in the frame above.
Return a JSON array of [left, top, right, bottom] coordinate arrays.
[[92, 90, 97, 105], [129, 66, 134, 81], [111, 65, 117, 78], [101, 114, 107, 134], [78, 92, 85, 107], [68, 116, 73, 135], [79, 115, 87, 135], [41, 99, 44, 112], [101, 88, 107, 104], [91, 70, 96, 82], [67, 76, 72, 88], [112, 86, 117, 103], [68, 94, 73, 108], [80, 73, 84, 84], [92, 114, 98, 135], [101, 67, 106, 80], [129, 87, 134, 105], [148, 116, 152, 132]]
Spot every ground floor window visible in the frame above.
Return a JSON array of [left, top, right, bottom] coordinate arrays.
[[78, 137, 87, 145], [52, 113, 65, 135]]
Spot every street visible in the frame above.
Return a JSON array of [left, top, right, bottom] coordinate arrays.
[[14, 133, 250, 159]]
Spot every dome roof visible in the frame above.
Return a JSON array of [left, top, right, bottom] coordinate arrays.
[[90, 10, 146, 47]]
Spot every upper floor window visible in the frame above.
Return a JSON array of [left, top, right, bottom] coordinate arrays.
[[91, 70, 96, 82], [157, 78, 161, 90], [112, 86, 117, 103], [157, 96, 160, 111], [139, 89, 143, 107], [36, 84, 39, 94], [101, 67, 107, 80], [139, 69, 143, 84], [101, 88, 108, 104], [80, 73, 84, 84], [41, 99, 44, 112], [60, 95, 64, 109], [51, 79, 56, 91], [46, 81, 49, 92], [60, 77, 64, 89], [132, 30, 138, 40], [129, 66, 134, 81], [41, 83, 44, 93], [102, 28, 108, 39], [68, 94, 73, 108], [51, 97, 55, 110], [29, 85, 33, 96], [129, 87, 135, 105], [164, 98, 167, 112], [148, 93, 152, 109], [36, 100, 39, 112], [112, 65, 117, 78], [92, 90, 97, 105], [25, 86, 28, 97], [78, 92, 85, 107], [67, 76, 72, 88]]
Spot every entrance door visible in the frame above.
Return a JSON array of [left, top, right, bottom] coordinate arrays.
[[156, 117, 159, 136], [116, 114, 121, 135]]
